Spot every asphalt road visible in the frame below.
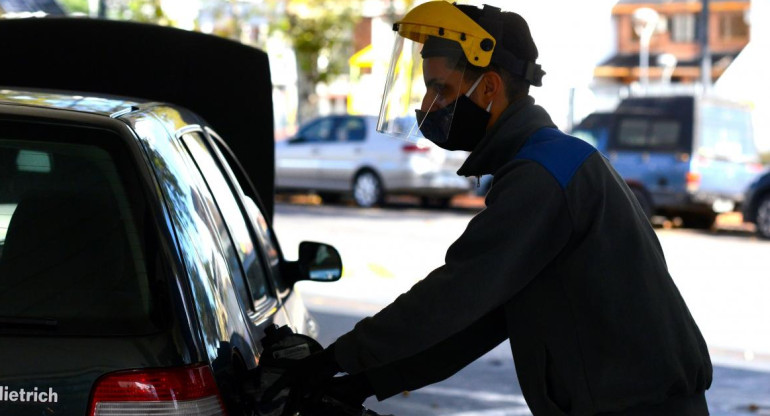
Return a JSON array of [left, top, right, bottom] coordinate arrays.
[[272, 200, 770, 415]]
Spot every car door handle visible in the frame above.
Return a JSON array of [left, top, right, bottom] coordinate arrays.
[[311, 147, 320, 155]]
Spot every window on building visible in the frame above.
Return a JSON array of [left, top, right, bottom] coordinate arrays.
[[719, 12, 749, 41], [670, 13, 696, 43]]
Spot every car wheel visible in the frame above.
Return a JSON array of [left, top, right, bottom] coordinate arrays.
[[352, 170, 383, 208], [631, 188, 652, 220], [756, 195, 770, 239]]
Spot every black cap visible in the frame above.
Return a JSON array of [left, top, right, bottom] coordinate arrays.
[[455, 4, 544, 86]]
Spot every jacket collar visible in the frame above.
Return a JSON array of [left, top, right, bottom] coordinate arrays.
[[457, 96, 556, 177]]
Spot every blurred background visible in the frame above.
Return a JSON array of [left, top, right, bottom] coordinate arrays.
[[3, 1, 769, 414], [2, 0, 766, 155]]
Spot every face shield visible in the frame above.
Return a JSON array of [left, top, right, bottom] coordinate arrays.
[[376, 1, 496, 145]]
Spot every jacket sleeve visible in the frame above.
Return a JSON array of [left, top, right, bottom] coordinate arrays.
[[366, 306, 508, 399], [334, 160, 573, 394]]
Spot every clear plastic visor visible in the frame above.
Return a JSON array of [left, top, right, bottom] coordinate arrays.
[[376, 35, 467, 145]]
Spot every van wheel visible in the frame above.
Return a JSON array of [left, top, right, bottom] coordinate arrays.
[[631, 188, 652, 220], [352, 170, 383, 208], [756, 195, 770, 239], [681, 213, 717, 230]]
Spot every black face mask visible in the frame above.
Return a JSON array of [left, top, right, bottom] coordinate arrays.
[[415, 93, 491, 152]]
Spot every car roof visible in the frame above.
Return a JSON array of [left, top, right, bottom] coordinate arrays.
[[0, 87, 142, 116]]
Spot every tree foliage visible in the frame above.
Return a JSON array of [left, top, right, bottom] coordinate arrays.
[[268, 0, 361, 121], [117, 0, 170, 25], [58, 0, 89, 14], [272, 1, 360, 86]]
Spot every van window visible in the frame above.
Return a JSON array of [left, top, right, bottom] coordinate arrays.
[[0, 131, 157, 335], [616, 118, 681, 150], [700, 105, 756, 160]]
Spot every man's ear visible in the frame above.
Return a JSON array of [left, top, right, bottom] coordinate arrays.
[[481, 71, 504, 100]]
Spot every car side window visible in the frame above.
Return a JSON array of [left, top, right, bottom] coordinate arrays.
[[335, 117, 366, 143], [205, 128, 288, 292], [181, 132, 270, 309], [291, 118, 334, 144]]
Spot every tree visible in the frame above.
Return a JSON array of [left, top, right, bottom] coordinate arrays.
[[58, 0, 89, 14], [270, 0, 361, 123]]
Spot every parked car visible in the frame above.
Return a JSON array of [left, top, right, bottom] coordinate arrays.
[[742, 169, 770, 239], [572, 95, 764, 228], [0, 18, 342, 416], [276, 114, 474, 208]]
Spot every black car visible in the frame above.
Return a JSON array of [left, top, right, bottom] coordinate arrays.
[[742, 169, 770, 239], [0, 19, 343, 416]]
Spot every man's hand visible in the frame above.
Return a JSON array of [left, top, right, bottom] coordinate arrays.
[[261, 344, 341, 403], [322, 373, 375, 407]]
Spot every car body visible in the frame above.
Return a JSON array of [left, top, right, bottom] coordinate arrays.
[[0, 18, 342, 416], [742, 169, 770, 239], [572, 95, 764, 228], [276, 114, 474, 207], [0, 88, 343, 416]]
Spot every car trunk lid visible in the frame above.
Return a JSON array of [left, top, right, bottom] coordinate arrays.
[[0, 335, 197, 416]]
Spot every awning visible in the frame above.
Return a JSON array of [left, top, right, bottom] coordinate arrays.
[[349, 44, 374, 68], [594, 52, 739, 79]]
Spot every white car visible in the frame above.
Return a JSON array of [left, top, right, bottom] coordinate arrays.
[[276, 115, 474, 207]]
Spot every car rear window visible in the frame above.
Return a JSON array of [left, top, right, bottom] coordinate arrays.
[[0, 124, 161, 335]]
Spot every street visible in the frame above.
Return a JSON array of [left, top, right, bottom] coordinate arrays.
[[273, 201, 770, 415]]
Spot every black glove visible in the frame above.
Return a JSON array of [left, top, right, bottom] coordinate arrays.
[[322, 373, 375, 407], [262, 343, 341, 403]]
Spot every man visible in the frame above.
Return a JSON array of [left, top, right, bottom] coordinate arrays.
[[267, 2, 712, 414]]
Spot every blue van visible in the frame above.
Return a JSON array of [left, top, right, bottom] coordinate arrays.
[[572, 95, 763, 228]]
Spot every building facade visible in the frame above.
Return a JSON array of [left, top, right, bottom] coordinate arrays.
[[596, 0, 750, 85]]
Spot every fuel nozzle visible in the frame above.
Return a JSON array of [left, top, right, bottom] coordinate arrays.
[[253, 325, 392, 416]]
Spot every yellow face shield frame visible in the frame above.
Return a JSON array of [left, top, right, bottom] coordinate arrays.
[[394, 1, 496, 68]]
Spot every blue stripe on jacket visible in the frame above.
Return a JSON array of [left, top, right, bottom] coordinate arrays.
[[515, 128, 597, 189]]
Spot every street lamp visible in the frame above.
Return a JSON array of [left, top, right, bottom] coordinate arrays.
[[632, 7, 660, 92], [658, 53, 678, 85]]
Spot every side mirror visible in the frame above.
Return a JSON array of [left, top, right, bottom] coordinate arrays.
[[296, 241, 342, 282]]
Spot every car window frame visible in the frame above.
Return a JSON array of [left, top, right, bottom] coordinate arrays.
[[177, 126, 281, 319], [204, 126, 291, 295]]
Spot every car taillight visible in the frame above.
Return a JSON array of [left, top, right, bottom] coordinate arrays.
[[686, 172, 701, 192], [402, 143, 429, 153], [88, 364, 227, 416]]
